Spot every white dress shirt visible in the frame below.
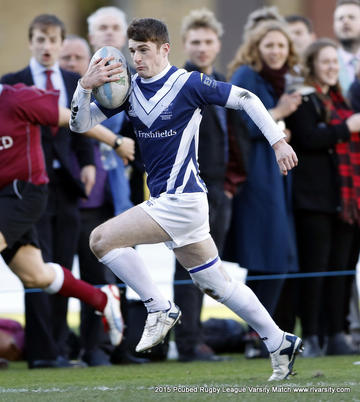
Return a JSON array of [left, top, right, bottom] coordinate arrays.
[[30, 58, 68, 168], [29, 57, 68, 107], [338, 47, 360, 96]]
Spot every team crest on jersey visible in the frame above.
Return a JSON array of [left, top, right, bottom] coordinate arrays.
[[160, 102, 173, 120]]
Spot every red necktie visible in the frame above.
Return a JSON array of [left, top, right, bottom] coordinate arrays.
[[44, 70, 58, 135], [45, 69, 55, 90]]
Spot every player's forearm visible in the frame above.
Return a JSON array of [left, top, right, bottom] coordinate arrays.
[[84, 124, 118, 147], [69, 82, 107, 133], [225, 86, 285, 146], [58, 106, 71, 127]]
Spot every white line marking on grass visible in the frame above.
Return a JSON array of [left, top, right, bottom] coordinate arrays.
[[0, 386, 128, 394]]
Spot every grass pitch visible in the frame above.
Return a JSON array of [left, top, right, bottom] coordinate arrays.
[[0, 355, 359, 401]]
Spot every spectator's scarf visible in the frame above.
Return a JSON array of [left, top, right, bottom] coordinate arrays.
[[259, 63, 288, 98], [316, 84, 360, 225]]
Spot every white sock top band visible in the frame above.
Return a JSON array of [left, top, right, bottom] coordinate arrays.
[[44, 263, 64, 294]]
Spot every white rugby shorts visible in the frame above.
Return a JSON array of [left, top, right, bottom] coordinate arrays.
[[139, 192, 210, 249]]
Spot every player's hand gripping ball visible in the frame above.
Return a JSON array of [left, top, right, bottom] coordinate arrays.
[[91, 46, 131, 109]]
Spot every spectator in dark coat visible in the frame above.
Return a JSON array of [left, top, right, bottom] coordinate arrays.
[[286, 38, 360, 356], [227, 21, 301, 358]]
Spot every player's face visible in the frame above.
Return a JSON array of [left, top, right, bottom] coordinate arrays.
[[29, 27, 63, 68], [287, 21, 315, 56], [59, 39, 90, 76], [183, 28, 221, 74], [129, 39, 170, 78], [258, 30, 289, 70], [313, 46, 339, 88], [334, 4, 360, 42], [89, 14, 126, 51]]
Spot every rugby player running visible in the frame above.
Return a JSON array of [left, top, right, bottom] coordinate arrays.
[[70, 18, 302, 381]]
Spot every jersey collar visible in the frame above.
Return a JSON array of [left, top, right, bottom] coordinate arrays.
[[140, 63, 172, 84]]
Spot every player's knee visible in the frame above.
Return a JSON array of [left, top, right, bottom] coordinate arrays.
[[192, 275, 235, 303], [89, 226, 104, 258], [89, 224, 114, 258], [189, 260, 236, 303]]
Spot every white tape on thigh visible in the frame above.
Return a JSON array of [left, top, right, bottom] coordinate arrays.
[[189, 258, 236, 303]]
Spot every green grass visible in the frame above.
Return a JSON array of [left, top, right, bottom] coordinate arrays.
[[0, 355, 359, 401]]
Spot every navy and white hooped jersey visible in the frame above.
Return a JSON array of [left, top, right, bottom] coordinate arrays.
[[96, 65, 232, 198]]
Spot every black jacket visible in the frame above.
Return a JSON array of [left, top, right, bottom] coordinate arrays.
[[286, 91, 350, 212], [1, 66, 94, 198], [183, 62, 250, 193]]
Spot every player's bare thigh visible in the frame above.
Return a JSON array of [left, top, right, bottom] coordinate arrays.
[[173, 236, 218, 269], [90, 205, 172, 258], [0, 232, 7, 253]]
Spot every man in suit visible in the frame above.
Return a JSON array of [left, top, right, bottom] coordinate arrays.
[[1, 14, 95, 368], [334, 0, 360, 96], [173, 9, 249, 362], [59, 10, 147, 366]]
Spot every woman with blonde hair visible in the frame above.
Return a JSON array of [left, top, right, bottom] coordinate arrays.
[[285, 38, 360, 356], [226, 21, 301, 358]]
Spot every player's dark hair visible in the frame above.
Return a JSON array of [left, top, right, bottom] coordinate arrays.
[[29, 14, 66, 41], [127, 18, 170, 47], [285, 15, 314, 33]]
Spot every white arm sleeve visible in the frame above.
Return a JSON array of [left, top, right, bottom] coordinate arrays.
[[225, 85, 285, 146], [69, 82, 108, 133]]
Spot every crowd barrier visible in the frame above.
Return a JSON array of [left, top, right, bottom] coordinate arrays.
[[0, 269, 356, 294]]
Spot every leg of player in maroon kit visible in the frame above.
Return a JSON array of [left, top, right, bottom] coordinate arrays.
[[0, 239, 123, 346]]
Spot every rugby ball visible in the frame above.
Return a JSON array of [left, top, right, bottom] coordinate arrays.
[[91, 46, 131, 109]]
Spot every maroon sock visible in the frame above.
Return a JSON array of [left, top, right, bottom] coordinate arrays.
[[58, 267, 107, 312]]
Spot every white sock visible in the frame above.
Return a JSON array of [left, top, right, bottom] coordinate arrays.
[[189, 258, 283, 352], [43, 263, 64, 294], [99, 247, 169, 312], [223, 281, 283, 352]]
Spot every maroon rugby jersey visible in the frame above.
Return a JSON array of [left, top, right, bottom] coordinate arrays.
[[0, 84, 59, 189]]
